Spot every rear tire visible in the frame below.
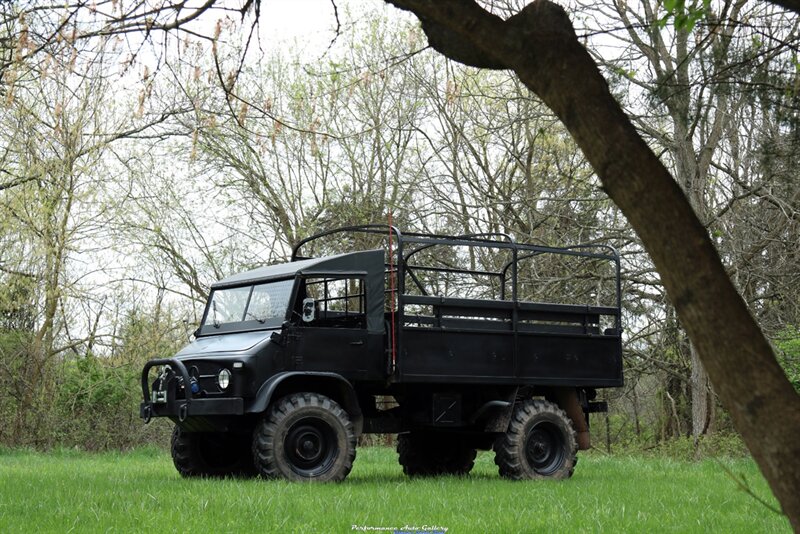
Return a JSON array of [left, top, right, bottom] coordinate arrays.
[[397, 431, 477, 477], [252, 393, 356, 482], [171, 426, 256, 478], [494, 399, 577, 480]]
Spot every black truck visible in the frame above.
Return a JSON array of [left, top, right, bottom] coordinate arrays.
[[141, 225, 622, 481]]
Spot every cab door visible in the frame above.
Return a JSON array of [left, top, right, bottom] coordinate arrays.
[[290, 276, 374, 379]]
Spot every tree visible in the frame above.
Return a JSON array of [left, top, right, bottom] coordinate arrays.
[[0, 18, 183, 446], [0, 48, 119, 444], [382, 0, 800, 528], [183, 14, 431, 250], [580, 0, 800, 439]]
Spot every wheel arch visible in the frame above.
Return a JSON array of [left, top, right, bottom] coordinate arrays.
[[247, 372, 363, 436]]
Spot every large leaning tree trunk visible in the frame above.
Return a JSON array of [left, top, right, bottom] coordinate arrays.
[[384, 0, 800, 529]]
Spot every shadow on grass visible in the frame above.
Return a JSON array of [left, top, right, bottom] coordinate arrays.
[[171, 472, 519, 484]]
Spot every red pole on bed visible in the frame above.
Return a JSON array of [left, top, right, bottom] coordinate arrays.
[[388, 213, 397, 374]]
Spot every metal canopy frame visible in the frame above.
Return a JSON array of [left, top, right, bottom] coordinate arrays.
[[292, 225, 620, 315], [292, 225, 622, 378]]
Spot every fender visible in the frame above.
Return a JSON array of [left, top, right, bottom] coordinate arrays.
[[246, 371, 363, 435]]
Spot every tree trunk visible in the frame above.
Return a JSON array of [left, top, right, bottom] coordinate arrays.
[[690, 343, 712, 437], [386, 0, 800, 529]]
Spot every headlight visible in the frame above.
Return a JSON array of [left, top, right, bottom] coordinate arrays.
[[217, 368, 231, 390]]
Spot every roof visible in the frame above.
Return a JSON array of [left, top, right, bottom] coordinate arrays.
[[211, 250, 383, 289]]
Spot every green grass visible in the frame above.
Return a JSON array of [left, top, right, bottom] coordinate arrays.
[[0, 447, 790, 533]]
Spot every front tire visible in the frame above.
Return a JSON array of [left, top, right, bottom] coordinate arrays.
[[252, 393, 356, 482], [171, 426, 256, 478], [494, 399, 577, 480], [397, 431, 477, 477]]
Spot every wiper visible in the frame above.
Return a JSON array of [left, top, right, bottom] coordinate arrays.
[[212, 300, 220, 328], [246, 312, 266, 324]]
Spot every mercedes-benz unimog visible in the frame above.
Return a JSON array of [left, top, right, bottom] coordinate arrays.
[[141, 225, 622, 481]]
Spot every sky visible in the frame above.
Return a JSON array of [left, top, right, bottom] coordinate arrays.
[[210, 0, 390, 60]]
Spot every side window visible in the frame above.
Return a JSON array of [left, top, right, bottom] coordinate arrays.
[[302, 277, 365, 328]]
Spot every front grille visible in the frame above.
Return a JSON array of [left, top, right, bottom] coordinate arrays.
[[153, 361, 234, 400], [186, 361, 226, 395]]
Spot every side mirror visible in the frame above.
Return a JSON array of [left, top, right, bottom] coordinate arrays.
[[270, 330, 284, 346], [302, 298, 316, 322], [270, 321, 290, 346]]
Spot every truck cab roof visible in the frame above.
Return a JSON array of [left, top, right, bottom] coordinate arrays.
[[211, 250, 385, 289]]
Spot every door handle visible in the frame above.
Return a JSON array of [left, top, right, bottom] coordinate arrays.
[[350, 340, 364, 346]]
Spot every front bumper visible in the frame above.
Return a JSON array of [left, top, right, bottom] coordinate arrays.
[[139, 397, 244, 421], [140, 357, 244, 422]]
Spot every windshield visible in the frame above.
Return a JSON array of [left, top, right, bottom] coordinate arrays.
[[201, 279, 294, 333]]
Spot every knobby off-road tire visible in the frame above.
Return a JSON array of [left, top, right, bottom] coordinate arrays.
[[171, 426, 257, 478], [252, 393, 356, 482], [494, 399, 577, 480], [397, 432, 477, 477]]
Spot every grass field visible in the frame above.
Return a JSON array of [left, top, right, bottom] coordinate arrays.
[[0, 446, 790, 533]]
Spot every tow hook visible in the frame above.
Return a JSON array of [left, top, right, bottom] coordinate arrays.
[[142, 405, 152, 424]]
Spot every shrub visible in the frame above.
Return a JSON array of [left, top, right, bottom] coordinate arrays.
[[775, 326, 800, 392]]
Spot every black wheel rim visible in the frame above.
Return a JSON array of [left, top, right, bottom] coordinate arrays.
[[524, 421, 565, 475], [284, 418, 338, 477]]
